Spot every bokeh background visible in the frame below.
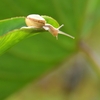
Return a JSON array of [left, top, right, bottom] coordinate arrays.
[[0, 0, 100, 100]]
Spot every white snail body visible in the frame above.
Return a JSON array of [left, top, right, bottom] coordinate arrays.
[[43, 24, 59, 36], [25, 14, 75, 39]]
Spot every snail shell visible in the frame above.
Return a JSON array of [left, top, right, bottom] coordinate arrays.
[[25, 14, 46, 28]]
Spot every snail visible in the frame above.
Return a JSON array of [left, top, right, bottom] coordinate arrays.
[[25, 14, 75, 39]]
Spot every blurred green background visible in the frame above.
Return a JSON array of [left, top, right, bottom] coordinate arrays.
[[0, 0, 100, 100]]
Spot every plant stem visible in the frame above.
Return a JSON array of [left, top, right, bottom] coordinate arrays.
[[79, 40, 100, 77]]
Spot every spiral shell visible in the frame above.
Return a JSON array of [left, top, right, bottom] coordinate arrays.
[[25, 14, 46, 28]]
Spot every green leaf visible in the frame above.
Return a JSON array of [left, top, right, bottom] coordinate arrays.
[[0, 17, 25, 36], [42, 15, 59, 28], [0, 16, 60, 55]]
